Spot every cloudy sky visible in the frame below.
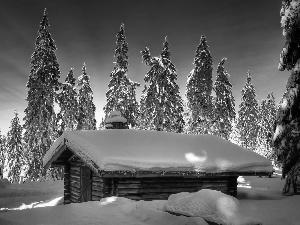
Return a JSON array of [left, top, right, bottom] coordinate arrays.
[[0, 0, 289, 134]]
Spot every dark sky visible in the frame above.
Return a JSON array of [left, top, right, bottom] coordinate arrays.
[[0, 0, 289, 134]]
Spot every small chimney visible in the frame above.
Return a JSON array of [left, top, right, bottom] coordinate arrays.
[[105, 111, 128, 129]]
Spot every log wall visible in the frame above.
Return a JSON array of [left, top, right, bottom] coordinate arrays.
[[64, 156, 238, 203], [91, 173, 112, 201], [113, 176, 238, 200], [63, 163, 71, 204], [69, 157, 84, 203], [88, 174, 238, 201]]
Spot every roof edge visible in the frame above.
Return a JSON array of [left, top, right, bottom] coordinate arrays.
[[44, 138, 66, 169], [99, 170, 273, 178]]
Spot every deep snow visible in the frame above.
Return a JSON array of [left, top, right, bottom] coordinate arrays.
[[0, 168, 299, 225]]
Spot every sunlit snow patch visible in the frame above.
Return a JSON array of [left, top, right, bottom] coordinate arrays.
[[34, 196, 63, 208], [237, 176, 252, 188], [100, 196, 118, 205]]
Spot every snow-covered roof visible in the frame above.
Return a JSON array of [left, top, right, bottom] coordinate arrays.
[[43, 130, 273, 174], [106, 116, 127, 123], [109, 111, 121, 117]]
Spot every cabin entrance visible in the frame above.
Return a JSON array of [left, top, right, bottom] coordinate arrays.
[[80, 166, 92, 202]]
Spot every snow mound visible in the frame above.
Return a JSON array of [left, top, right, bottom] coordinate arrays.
[[0, 179, 10, 188], [44, 129, 273, 173], [166, 189, 262, 225]]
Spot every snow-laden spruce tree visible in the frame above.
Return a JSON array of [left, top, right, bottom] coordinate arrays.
[[98, 118, 105, 130], [6, 111, 25, 183], [255, 93, 277, 161], [237, 71, 259, 151], [77, 63, 96, 130], [185, 36, 214, 135], [213, 58, 236, 139], [273, 0, 300, 195], [0, 130, 6, 179], [229, 118, 241, 146], [139, 37, 184, 132], [23, 9, 60, 180], [57, 68, 78, 135], [103, 24, 140, 128]]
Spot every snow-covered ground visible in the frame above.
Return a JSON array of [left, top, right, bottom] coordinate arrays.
[[0, 168, 299, 225]]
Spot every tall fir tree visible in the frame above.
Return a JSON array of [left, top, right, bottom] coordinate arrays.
[[126, 79, 141, 128], [255, 93, 277, 161], [23, 9, 60, 180], [6, 111, 25, 183], [103, 24, 140, 127], [57, 68, 78, 135], [77, 63, 96, 130], [237, 71, 259, 151], [0, 130, 6, 179], [185, 36, 214, 135], [273, 0, 300, 195], [213, 58, 236, 139], [229, 118, 241, 146], [139, 37, 184, 132]]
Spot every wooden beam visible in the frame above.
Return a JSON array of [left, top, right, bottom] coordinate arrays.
[[67, 154, 76, 162], [100, 170, 272, 178], [44, 139, 66, 169]]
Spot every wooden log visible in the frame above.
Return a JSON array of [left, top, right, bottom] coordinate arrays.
[[92, 183, 110, 190], [117, 179, 142, 184], [92, 176, 104, 182], [92, 185, 104, 192], [101, 171, 271, 178], [117, 178, 229, 184], [70, 169, 80, 174], [70, 166, 81, 173], [116, 187, 199, 194], [70, 185, 81, 193], [70, 174, 80, 180], [70, 190, 81, 198], [92, 190, 104, 197], [70, 175, 80, 182], [70, 161, 84, 167], [201, 183, 228, 188], [116, 181, 228, 189], [70, 181, 81, 189], [92, 181, 104, 187], [70, 174, 80, 181], [70, 195, 80, 203]]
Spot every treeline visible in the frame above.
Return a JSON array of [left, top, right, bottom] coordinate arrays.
[[0, 9, 277, 183]]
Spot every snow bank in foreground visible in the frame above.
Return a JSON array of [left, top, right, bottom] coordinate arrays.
[[44, 130, 273, 173], [166, 189, 261, 225], [0, 197, 208, 225], [1, 169, 300, 225]]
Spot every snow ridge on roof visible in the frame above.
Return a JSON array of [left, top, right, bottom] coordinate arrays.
[[43, 130, 273, 173]]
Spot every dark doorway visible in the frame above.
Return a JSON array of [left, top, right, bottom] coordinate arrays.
[[80, 166, 92, 202]]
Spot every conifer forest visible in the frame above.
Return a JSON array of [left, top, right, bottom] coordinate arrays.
[[0, 0, 299, 196]]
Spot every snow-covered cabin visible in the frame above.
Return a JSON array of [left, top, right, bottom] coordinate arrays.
[[43, 129, 273, 204]]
